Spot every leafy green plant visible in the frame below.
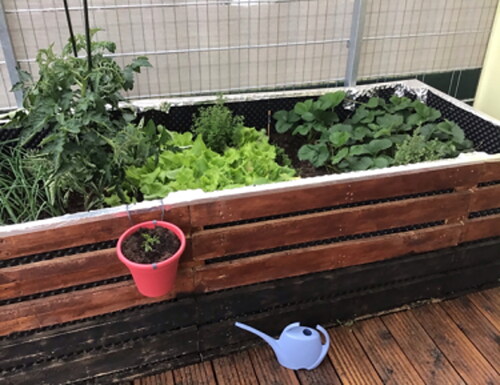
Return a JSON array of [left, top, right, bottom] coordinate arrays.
[[192, 98, 244, 154], [394, 120, 471, 165], [0, 145, 63, 225], [108, 126, 295, 203], [4, 30, 155, 210], [141, 232, 160, 253], [273, 93, 473, 172]]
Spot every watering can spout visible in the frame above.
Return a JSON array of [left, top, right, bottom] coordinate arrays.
[[235, 322, 279, 350]]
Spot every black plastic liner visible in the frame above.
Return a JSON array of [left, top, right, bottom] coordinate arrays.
[[2, 84, 499, 151], [138, 85, 500, 154]]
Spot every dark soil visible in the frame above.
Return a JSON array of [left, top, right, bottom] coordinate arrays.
[[121, 226, 180, 264], [269, 131, 327, 178]]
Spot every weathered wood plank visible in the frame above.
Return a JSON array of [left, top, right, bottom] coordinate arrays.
[[470, 184, 500, 212], [461, 214, 500, 242], [295, 356, 343, 385], [382, 311, 465, 384], [0, 244, 194, 302], [0, 206, 191, 260], [190, 164, 483, 227], [414, 304, 499, 384], [441, 297, 500, 370], [0, 297, 196, 371], [195, 224, 463, 292], [200, 255, 499, 356], [0, 326, 198, 385], [0, 268, 194, 337], [4, 238, 496, 374], [197, 237, 500, 324], [467, 290, 500, 331], [192, 193, 469, 260], [248, 345, 300, 385], [481, 161, 500, 183], [353, 317, 425, 385], [0, 248, 126, 301], [173, 361, 217, 385], [134, 372, 174, 385], [328, 326, 384, 385], [212, 351, 259, 385]]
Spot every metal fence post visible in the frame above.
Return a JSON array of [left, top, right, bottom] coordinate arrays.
[[345, 0, 367, 87], [0, 0, 22, 107]]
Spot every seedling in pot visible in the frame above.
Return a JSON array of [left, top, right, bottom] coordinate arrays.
[[117, 220, 186, 297], [141, 232, 160, 253]]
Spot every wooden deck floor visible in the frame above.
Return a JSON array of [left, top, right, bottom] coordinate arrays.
[[133, 288, 500, 385]]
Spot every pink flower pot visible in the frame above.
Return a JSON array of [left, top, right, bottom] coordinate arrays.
[[117, 220, 186, 298]]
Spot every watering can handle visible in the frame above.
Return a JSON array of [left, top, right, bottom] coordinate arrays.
[[316, 324, 330, 346], [308, 325, 331, 370]]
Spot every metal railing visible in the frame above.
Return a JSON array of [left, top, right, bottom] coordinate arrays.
[[0, 0, 497, 109]]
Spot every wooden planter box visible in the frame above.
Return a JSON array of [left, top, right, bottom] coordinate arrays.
[[1, 80, 499, 383]]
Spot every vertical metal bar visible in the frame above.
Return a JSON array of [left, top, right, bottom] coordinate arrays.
[[83, 0, 92, 71], [63, 0, 78, 57], [0, 0, 22, 107], [344, 0, 366, 87]]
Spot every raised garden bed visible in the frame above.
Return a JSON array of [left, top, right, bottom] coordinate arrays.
[[0, 80, 499, 383]]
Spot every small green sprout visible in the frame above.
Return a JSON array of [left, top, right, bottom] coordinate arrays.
[[141, 233, 160, 253]]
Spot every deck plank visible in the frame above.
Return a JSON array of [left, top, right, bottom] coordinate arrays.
[[382, 310, 465, 385], [353, 317, 425, 385], [133, 371, 174, 385], [414, 303, 499, 384], [441, 297, 500, 372], [212, 350, 259, 385], [248, 345, 300, 385], [131, 287, 500, 385], [328, 326, 384, 385], [468, 289, 500, 330], [173, 361, 217, 385], [295, 355, 342, 385]]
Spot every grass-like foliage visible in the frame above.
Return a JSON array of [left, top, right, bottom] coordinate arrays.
[[0, 146, 63, 225], [4, 30, 157, 211], [274, 92, 473, 171], [192, 98, 244, 154]]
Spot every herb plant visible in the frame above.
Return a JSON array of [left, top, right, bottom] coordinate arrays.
[[192, 98, 244, 154], [273, 93, 473, 172], [5, 31, 155, 211], [141, 232, 160, 253]]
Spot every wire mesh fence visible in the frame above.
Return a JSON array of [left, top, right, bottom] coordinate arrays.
[[0, 0, 497, 110], [359, 0, 496, 79]]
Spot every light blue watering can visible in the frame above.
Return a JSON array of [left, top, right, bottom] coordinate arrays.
[[235, 321, 330, 370]]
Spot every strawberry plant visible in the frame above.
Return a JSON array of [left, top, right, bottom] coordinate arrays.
[[273, 93, 473, 172]]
